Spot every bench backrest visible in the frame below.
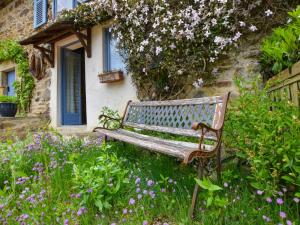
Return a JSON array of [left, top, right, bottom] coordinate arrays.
[[122, 93, 230, 137]]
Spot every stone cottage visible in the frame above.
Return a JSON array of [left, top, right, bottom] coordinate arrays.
[[0, 0, 138, 131], [0, 0, 263, 131]]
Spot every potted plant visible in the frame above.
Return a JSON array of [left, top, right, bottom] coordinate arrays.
[[0, 96, 18, 117]]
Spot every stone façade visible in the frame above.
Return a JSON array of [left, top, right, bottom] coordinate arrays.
[[0, 0, 52, 117]]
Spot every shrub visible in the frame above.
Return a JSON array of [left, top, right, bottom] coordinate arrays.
[[261, 6, 300, 80], [0, 95, 17, 103], [223, 77, 300, 196]]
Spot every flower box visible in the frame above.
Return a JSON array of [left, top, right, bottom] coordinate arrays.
[[98, 70, 124, 83]]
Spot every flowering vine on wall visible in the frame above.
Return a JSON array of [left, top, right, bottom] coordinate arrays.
[[59, 0, 295, 100]]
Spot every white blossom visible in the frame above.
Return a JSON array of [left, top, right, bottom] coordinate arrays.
[[265, 9, 273, 17]]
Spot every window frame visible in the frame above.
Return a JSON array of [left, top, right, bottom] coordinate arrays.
[[53, 0, 77, 18], [103, 28, 125, 73]]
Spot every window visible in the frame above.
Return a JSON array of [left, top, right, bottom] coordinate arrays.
[[53, 0, 76, 18], [104, 29, 126, 72], [53, 0, 89, 18]]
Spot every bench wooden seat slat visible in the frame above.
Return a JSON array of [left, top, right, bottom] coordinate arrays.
[[99, 129, 214, 159]]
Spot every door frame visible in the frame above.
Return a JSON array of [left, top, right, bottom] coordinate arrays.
[[60, 46, 86, 125]]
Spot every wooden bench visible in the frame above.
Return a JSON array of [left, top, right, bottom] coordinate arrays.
[[93, 93, 230, 218]]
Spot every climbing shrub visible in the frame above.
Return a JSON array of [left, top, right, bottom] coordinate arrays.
[[261, 6, 300, 81], [224, 77, 300, 196], [59, 0, 295, 99], [0, 40, 34, 113]]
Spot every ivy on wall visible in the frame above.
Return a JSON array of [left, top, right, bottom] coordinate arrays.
[[0, 40, 34, 113]]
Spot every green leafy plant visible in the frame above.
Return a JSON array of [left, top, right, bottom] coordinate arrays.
[[195, 177, 227, 208], [224, 76, 300, 196], [72, 144, 129, 212], [0, 40, 34, 113], [0, 95, 17, 103], [261, 6, 300, 80], [98, 106, 121, 130]]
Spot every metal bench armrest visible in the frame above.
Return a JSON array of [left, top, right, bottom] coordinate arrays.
[[93, 114, 122, 131], [192, 121, 221, 149]]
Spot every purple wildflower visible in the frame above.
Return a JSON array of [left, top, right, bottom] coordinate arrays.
[[262, 215, 271, 222], [135, 177, 141, 184], [137, 194, 142, 200], [276, 198, 284, 205], [147, 180, 154, 187], [87, 188, 93, 193], [266, 197, 272, 203], [64, 219, 69, 225], [123, 208, 128, 214], [161, 188, 166, 192], [136, 187, 141, 193], [143, 220, 148, 225], [149, 191, 156, 199], [0, 204, 4, 210], [77, 207, 87, 216], [256, 190, 264, 195], [287, 220, 292, 225], [75, 193, 81, 198], [277, 191, 283, 196], [224, 182, 228, 188], [279, 211, 286, 219], [129, 198, 135, 205], [143, 190, 148, 195]]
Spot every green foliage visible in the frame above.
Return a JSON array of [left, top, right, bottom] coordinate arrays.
[[72, 144, 129, 212], [98, 106, 121, 129], [224, 77, 300, 195], [195, 177, 227, 208], [0, 40, 34, 113], [0, 95, 17, 103], [0, 132, 299, 224], [261, 6, 300, 80]]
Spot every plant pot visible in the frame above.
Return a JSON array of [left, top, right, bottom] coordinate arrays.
[[98, 70, 124, 83], [0, 102, 17, 117]]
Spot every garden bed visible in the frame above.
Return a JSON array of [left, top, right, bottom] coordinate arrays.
[[0, 132, 298, 225]]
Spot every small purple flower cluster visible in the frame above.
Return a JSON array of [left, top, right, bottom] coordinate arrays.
[[16, 177, 30, 185]]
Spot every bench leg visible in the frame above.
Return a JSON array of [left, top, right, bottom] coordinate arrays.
[[189, 159, 204, 219], [216, 146, 222, 182]]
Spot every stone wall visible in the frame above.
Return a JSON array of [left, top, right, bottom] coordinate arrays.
[[0, 0, 52, 117], [187, 34, 263, 99]]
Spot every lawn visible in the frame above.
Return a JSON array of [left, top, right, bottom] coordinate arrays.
[[0, 132, 298, 225]]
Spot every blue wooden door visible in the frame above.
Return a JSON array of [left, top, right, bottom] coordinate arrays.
[[7, 70, 15, 96], [61, 48, 82, 125]]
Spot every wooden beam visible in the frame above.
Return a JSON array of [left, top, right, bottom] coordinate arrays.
[[71, 28, 92, 58], [34, 44, 54, 68]]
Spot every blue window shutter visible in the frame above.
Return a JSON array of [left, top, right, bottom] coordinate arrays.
[[34, 0, 47, 29]]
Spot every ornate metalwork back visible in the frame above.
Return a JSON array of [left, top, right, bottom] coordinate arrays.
[[123, 95, 228, 137]]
